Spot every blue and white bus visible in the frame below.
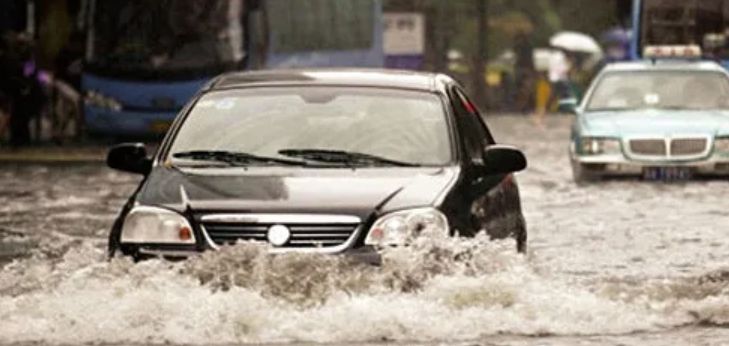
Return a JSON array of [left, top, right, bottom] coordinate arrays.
[[83, 0, 384, 136], [630, 0, 729, 66]]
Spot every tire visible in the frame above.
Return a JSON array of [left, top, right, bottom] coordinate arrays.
[[514, 216, 527, 254], [516, 231, 527, 253], [571, 161, 601, 184]]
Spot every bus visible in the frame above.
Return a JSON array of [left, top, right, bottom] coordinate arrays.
[[82, 0, 384, 136], [630, 0, 729, 65]]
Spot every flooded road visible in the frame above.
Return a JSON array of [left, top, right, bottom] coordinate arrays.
[[1, 116, 729, 345]]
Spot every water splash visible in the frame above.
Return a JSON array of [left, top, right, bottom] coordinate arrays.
[[0, 234, 728, 345]]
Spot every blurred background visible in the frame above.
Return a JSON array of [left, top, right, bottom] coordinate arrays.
[[8, 3, 729, 345], [0, 0, 632, 148]]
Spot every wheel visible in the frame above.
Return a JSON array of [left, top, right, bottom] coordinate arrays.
[[516, 231, 527, 253], [571, 161, 601, 184], [515, 216, 527, 254]]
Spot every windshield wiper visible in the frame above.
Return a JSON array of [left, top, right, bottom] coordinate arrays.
[[172, 150, 307, 167], [278, 149, 422, 167]]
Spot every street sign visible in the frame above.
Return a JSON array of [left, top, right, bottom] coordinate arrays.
[[383, 12, 425, 55], [383, 12, 425, 69]]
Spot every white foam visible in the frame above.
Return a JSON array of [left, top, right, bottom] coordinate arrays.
[[0, 236, 726, 344]]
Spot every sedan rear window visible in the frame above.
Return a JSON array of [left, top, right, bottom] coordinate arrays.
[[168, 87, 452, 166], [587, 71, 729, 111]]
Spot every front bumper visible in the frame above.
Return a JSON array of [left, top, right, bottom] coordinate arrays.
[[132, 244, 383, 265], [571, 153, 729, 176], [118, 210, 385, 265]]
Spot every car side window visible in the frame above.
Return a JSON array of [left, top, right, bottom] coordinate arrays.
[[455, 88, 496, 145], [451, 87, 495, 163]]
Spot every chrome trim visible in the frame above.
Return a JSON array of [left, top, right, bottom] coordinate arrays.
[[201, 224, 363, 254], [290, 233, 352, 237], [138, 248, 200, 258], [624, 135, 712, 161], [199, 213, 363, 254], [200, 214, 361, 224], [200, 224, 222, 251]]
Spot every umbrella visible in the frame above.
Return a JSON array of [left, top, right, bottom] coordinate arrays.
[[550, 31, 603, 55]]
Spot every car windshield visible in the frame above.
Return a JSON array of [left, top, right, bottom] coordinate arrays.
[[586, 71, 729, 111], [86, 0, 244, 79], [168, 87, 452, 166]]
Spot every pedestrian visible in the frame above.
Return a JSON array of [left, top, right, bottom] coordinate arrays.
[[547, 48, 573, 112], [52, 30, 84, 143], [0, 91, 9, 143], [534, 71, 552, 118], [6, 33, 45, 147], [0, 32, 18, 146], [513, 31, 536, 115]]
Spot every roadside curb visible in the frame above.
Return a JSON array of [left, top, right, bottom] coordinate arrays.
[[0, 148, 107, 163]]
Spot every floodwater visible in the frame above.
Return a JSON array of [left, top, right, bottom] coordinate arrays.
[[1, 116, 729, 345]]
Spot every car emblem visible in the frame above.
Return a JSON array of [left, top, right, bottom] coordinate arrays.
[[267, 224, 291, 247]]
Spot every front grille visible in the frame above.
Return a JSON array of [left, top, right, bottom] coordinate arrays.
[[202, 221, 359, 248], [629, 139, 667, 156], [628, 137, 709, 159], [670, 138, 707, 156]]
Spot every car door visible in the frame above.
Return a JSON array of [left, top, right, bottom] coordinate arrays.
[[449, 86, 525, 241]]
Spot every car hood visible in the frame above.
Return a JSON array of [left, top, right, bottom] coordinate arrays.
[[581, 109, 729, 137], [136, 166, 459, 219]]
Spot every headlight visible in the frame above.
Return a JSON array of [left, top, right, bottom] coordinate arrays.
[[579, 137, 622, 155], [365, 208, 449, 246], [121, 206, 195, 244], [85, 90, 123, 111], [715, 138, 729, 154]]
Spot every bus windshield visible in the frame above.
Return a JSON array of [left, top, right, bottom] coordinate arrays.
[[86, 0, 245, 79], [641, 0, 729, 59]]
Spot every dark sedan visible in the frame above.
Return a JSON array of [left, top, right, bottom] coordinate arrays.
[[107, 69, 528, 263]]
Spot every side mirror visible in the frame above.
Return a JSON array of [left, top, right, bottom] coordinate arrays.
[[107, 143, 152, 175], [558, 97, 580, 114], [482, 145, 527, 175]]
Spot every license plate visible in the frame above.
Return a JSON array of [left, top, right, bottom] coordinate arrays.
[[642, 167, 693, 181], [149, 120, 172, 134]]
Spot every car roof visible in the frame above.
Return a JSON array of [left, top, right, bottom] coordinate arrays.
[[207, 68, 455, 93], [602, 60, 728, 73]]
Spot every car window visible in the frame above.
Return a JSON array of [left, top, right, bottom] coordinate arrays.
[[587, 70, 729, 111], [168, 87, 453, 165], [454, 88, 495, 144], [452, 88, 494, 162]]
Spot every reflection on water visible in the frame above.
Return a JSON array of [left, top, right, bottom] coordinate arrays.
[[1, 117, 729, 345]]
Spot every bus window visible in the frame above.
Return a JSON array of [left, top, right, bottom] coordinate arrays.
[[640, 0, 729, 59], [265, 0, 375, 53], [86, 0, 245, 79]]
